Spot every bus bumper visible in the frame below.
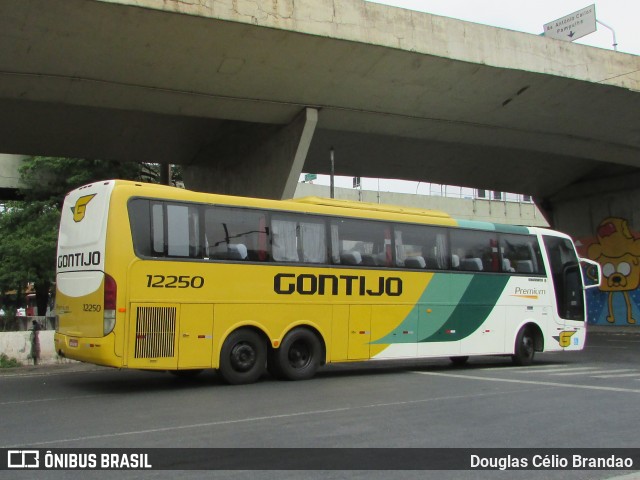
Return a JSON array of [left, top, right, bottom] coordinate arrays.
[[54, 332, 122, 368]]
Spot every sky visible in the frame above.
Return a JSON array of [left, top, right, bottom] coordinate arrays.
[[301, 1, 638, 198], [370, 0, 640, 55]]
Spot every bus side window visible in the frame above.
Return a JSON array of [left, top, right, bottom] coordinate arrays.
[[129, 201, 203, 259], [128, 199, 152, 257], [151, 203, 164, 256], [331, 218, 392, 267], [166, 204, 201, 258], [450, 230, 499, 272], [271, 218, 299, 262], [271, 214, 327, 264], [394, 224, 449, 270], [500, 234, 545, 275], [204, 207, 269, 261]]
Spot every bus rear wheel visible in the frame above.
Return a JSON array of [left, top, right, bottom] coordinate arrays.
[[271, 328, 322, 381], [219, 329, 266, 385], [512, 326, 535, 366]]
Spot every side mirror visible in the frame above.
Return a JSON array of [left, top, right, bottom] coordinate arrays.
[[579, 258, 602, 290]]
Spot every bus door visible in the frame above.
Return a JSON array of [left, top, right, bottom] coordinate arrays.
[[542, 236, 586, 348], [543, 236, 586, 323], [349, 305, 371, 360], [177, 304, 214, 369]]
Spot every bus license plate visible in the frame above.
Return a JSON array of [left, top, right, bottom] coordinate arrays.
[[69, 339, 78, 347]]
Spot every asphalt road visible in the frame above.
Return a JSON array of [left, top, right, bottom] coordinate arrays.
[[2, 330, 640, 480]]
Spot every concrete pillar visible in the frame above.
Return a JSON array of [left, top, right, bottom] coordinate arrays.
[[548, 172, 640, 327], [0, 154, 26, 200], [183, 108, 318, 200], [0, 154, 26, 188]]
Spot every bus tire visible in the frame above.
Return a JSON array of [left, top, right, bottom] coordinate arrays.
[[512, 326, 535, 366], [219, 329, 266, 385], [273, 328, 322, 381]]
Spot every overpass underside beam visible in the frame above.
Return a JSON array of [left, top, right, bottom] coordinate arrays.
[[183, 108, 318, 200]]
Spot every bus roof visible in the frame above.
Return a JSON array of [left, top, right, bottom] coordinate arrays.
[[291, 196, 451, 219], [105, 180, 539, 232]]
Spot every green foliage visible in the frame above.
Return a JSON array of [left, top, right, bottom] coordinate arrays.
[[0, 310, 19, 332], [0, 353, 22, 368], [0, 354, 20, 367], [19, 157, 150, 206], [0, 201, 59, 313], [0, 156, 170, 318]]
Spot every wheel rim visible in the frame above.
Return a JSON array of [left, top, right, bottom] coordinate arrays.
[[230, 342, 257, 372], [287, 340, 311, 369], [521, 333, 534, 358]]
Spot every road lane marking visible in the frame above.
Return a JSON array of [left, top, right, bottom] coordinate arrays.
[[516, 366, 593, 374], [0, 395, 104, 406], [546, 368, 635, 376], [477, 365, 567, 372], [588, 345, 629, 349], [592, 372, 640, 378], [415, 371, 640, 393], [533, 366, 601, 373]]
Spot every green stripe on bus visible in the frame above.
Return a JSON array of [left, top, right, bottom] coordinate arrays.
[[455, 219, 530, 234], [371, 274, 470, 345], [421, 274, 510, 342], [371, 273, 510, 345]]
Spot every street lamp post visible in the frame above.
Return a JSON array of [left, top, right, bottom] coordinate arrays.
[[330, 147, 335, 199]]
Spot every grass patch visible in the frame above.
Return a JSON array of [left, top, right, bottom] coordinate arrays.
[[0, 353, 22, 368]]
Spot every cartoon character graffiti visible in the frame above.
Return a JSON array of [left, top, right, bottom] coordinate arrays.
[[587, 218, 640, 324]]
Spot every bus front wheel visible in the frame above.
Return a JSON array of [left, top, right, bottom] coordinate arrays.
[[219, 329, 266, 385], [271, 328, 322, 381], [512, 326, 535, 366]]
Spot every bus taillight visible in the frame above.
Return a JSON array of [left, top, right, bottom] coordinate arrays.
[[104, 273, 117, 335]]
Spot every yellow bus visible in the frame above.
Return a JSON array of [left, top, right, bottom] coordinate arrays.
[[54, 180, 600, 384]]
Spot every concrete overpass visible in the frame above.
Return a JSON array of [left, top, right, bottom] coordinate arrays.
[[1, 0, 639, 238]]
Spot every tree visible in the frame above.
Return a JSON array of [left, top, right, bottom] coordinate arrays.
[[19, 157, 150, 206], [0, 201, 58, 316], [0, 157, 156, 317]]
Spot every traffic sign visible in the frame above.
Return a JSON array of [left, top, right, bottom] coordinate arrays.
[[543, 4, 596, 42]]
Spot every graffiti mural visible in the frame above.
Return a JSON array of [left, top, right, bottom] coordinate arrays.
[[577, 217, 640, 325]]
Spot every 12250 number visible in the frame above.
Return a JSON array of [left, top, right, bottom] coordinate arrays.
[[146, 275, 205, 289]]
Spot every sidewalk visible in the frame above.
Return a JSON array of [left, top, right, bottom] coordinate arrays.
[[588, 325, 640, 334], [0, 360, 107, 376], [0, 361, 111, 379]]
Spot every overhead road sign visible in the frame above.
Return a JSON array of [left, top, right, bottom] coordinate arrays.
[[543, 4, 597, 42]]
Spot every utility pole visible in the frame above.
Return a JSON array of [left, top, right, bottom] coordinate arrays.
[[330, 147, 335, 199]]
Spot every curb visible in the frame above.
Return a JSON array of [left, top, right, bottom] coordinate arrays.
[[588, 325, 640, 334], [0, 361, 107, 377]]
